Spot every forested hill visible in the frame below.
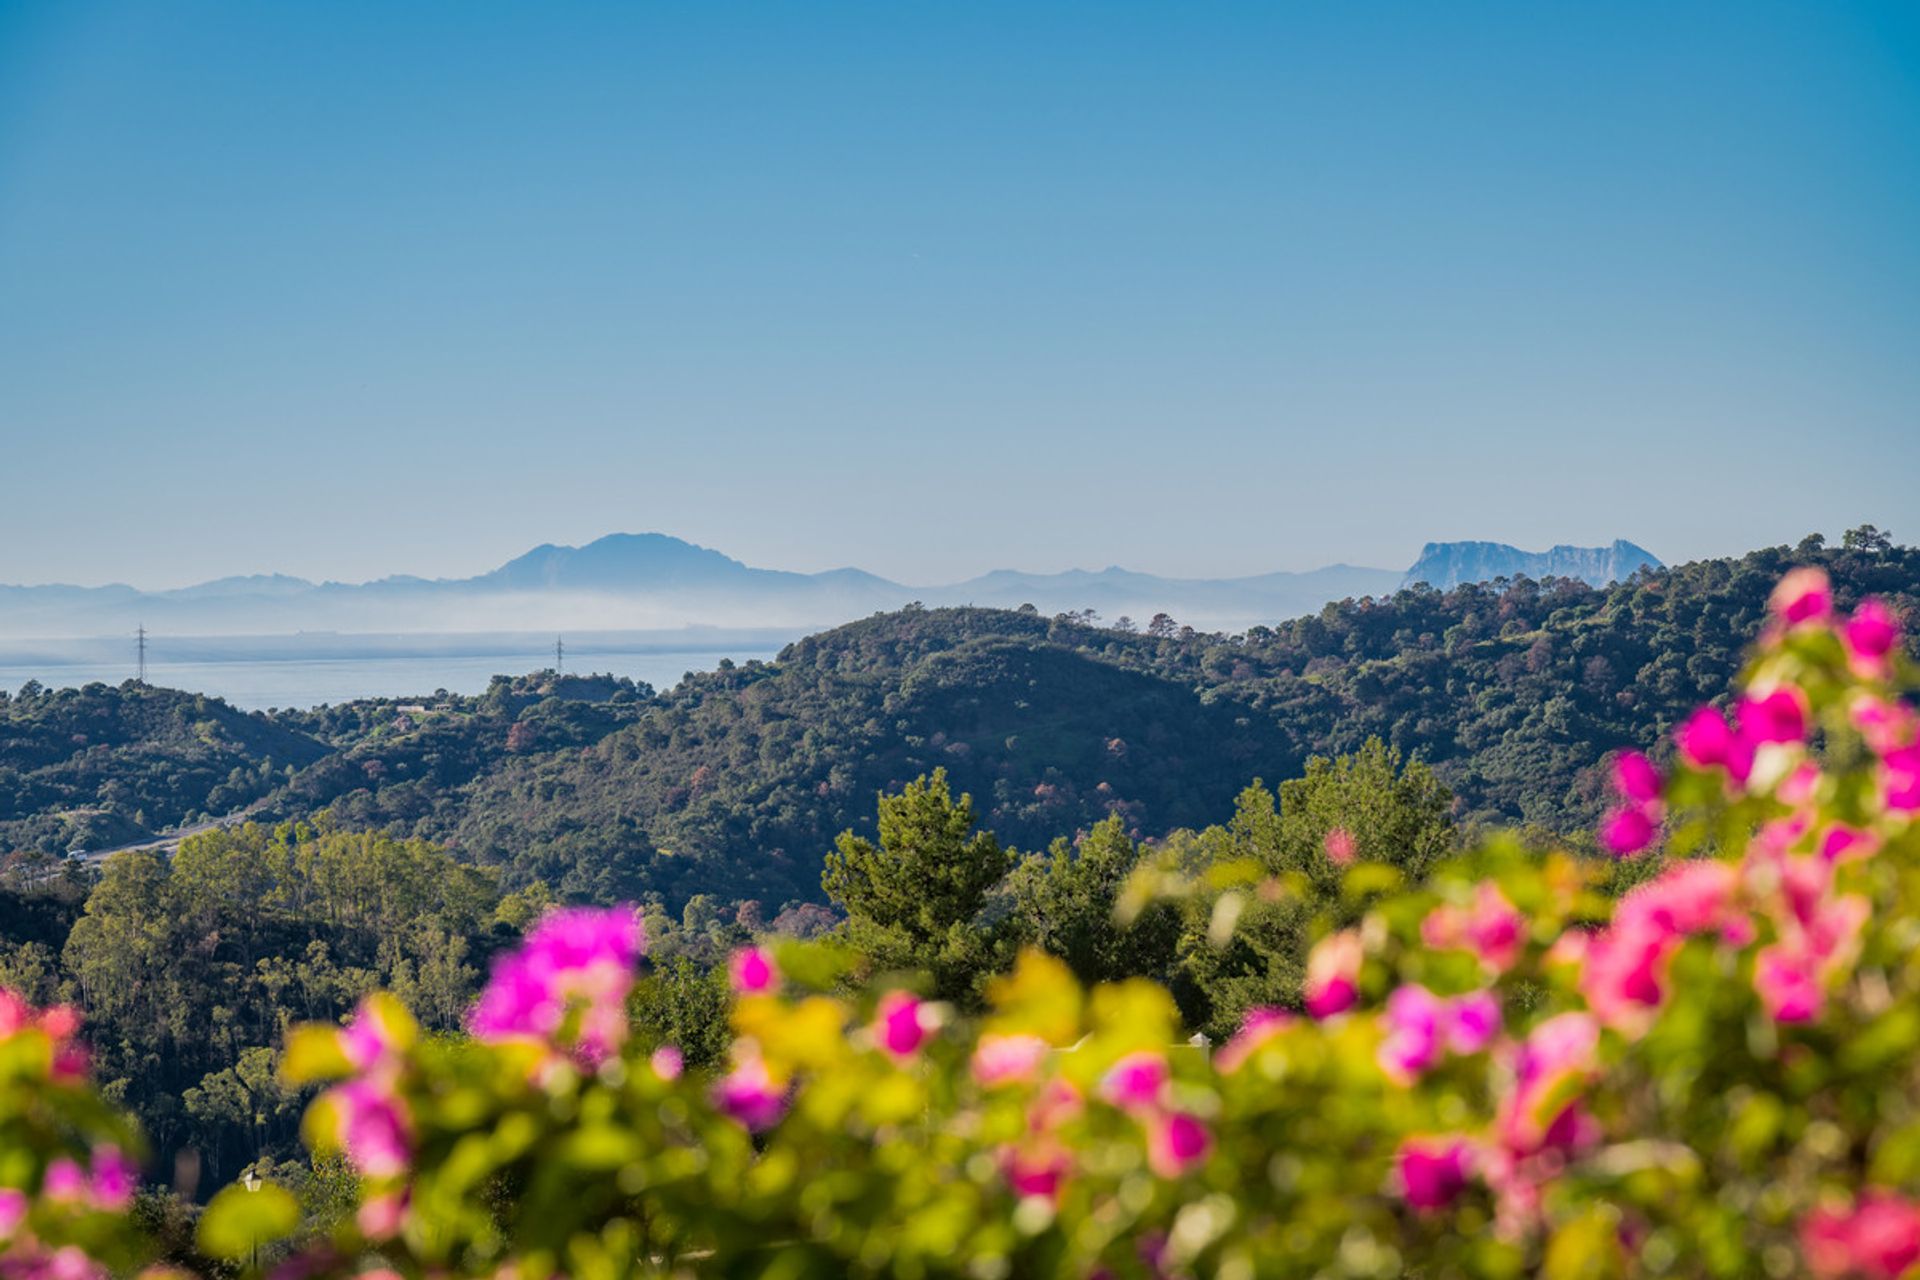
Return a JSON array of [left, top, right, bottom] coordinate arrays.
[[235, 529, 1916, 911], [4, 531, 1912, 913], [0, 682, 328, 853]]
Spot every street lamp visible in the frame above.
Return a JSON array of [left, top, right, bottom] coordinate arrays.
[[243, 1168, 261, 1270]]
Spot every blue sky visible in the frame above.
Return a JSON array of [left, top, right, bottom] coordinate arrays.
[[1, 1, 1916, 589]]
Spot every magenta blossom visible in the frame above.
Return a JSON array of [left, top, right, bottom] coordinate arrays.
[[1499, 1013, 1599, 1155], [1738, 686, 1810, 746], [1215, 1006, 1292, 1074], [1379, 986, 1502, 1082], [1882, 745, 1920, 813], [1303, 931, 1362, 1019], [1674, 706, 1755, 783], [1613, 751, 1663, 805], [470, 906, 644, 1066], [0, 1188, 25, 1238], [1771, 566, 1833, 626], [332, 1079, 412, 1178], [1600, 805, 1657, 857], [1755, 943, 1823, 1023], [649, 1044, 684, 1081], [1581, 859, 1751, 1030], [1801, 1192, 1920, 1280], [1145, 1110, 1212, 1178], [1002, 1144, 1070, 1201], [340, 997, 410, 1074], [728, 946, 779, 996], [1844, 598, 1901, 676], [86, 1146, 136, 1211], [714, 1054, 787, 1131], [874, 991, 934, 1058], [357, 1191, 408, 1241], [42, 1158, 86, 1202], [1099, 1051, 1170, 1112], [971, 1033, 1050, 1088], [1822, 825, 1879, 864], [1422, 883, 1526, 973], [1852, 695, 1918, 755], [1396, 1136, 1475, 1211]]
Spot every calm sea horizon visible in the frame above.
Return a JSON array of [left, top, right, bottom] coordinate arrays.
[[0, 633, 792, 711]]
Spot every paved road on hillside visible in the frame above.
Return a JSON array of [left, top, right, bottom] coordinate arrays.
[[75, 804, 266, 866]]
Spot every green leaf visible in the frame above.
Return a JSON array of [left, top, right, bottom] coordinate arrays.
[[280, 1025, 350, 1084], [196, 1181, 300, 1261]]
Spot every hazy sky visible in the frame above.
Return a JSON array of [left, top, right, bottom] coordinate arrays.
[[2, 1, 1917, 589]]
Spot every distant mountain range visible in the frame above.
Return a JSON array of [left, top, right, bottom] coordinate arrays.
[[0, 534, 1660, 638]]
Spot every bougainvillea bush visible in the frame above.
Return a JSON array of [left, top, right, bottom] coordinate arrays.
[[6, 565, 1920, 1278]]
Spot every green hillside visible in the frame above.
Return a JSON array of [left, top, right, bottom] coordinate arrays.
[[252, 529, 1916, 912], [0, 681, 329, 854]]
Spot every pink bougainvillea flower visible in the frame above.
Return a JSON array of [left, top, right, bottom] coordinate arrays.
[[1619, 858, 1746, 941], [356, 1190, 409, 1241], [43, 1157, 87, 1202], [1448, 990, 1503, 1054], [1321, 826, 1357, 867], [340, 997, 410, 1074], [1800, 1192, 1920, 1280], [1738, 686, 1811, 746], [1422, 883, 1526, 973], [1582, 859, 1753, 1029], [649, 1044, 684, 1081], [1600, 805, 1657, 857], [713, 1053, 788, 1132], [1098, 1051, 1170, 1112], [1755, 878, 1868, 1024], [1002, 1144, 1070, 1201], [1303, 931, 1362, 1019], [1379, 986, 1501, 1082], [50, 1041, 90, 1084], [971, 1033, 1050, 1088], [1027, 1078, 1084, 1132], [1579, 925, 1668, 1031], [1881, 745, 1920, 813], [470, 906, 644, 1067], [0, 1187, 25, 1238], [37, 1246, 105, 1280], [1755, 943, 1823, 1023], [0, 988, 27, 1036], [1215, 1007, 1291, 1075], [1821, 825, 1879, 864], [1852, 695, 1919, 755], [1378, 985, 1447, 1081], [37, 1005, 80, 1043], [874, 991, 934, 1058], [332, 1080, 412, 1178], [1145, 1110, 1212, 1179], [1500, 1013, 1599, 1153], [1779, 761, 1823, 806], [1843, 598, 1901, 677], [1396, 1136, 1475, 1211], [1613, 751, 1663, 805], [1771, 566, 1833, 626], [728, 946, 778, 996], [1674, 706, 1755, 784], [87, 1145, 137, 1211]]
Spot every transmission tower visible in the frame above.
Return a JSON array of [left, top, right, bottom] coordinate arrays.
[[555, 635, 564, 674], [136, 624, 147, 685]]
